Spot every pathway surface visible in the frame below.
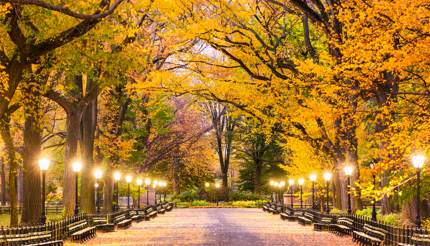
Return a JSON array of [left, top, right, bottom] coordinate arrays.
[[66, 208, 356, 246]]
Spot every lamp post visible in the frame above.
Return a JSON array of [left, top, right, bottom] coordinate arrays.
[[309, 174, 317, 210], [113, 171, 121, 211], [215, 183, 221, 206], [344, 165, 354, 215], [136, 178, 143, 209], [72, 161, 82, 216], [94, 168, 103, 213], [412, 154, 426, 229], [288, 179, 294, 208], [39, 158, 50, 224], [323, 172, 332, 214], [125, 175, 132, 209], [144, 178, 151, 206], [279, 181, 285, 205], [269, 180, 276, 202], [298, 178, 304, 208], [153, 180, 158, 205], [370, 163, 377, 221]]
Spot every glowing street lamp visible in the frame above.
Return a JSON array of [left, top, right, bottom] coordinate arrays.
[[344, 165, 354, 214], [93, 168, 103, 213], [39, 158, 50, 224], [298, 178, 304, 208], [144, 177, 151, 206], [153, 180, 159, 205], [323, 172, 332, 213], [72, 161, 82, 216], [309, 174, 317, 209], [412, 154, 426, 228], [125, 175, 133, 209], [288, 179, 295, 208], [136, 178, 143, 209]]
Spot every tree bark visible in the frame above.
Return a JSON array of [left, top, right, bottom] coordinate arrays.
[[254, 158, 262, 194], [63, 110, 81, 216], [80, 97, 97, 213], [0, 120, 19, 226], [21, 102, 43, 225], [103, 173, 113, 212], [0, 157, 6, 204]]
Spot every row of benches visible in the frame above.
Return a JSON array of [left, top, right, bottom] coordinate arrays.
[[263, 202, 430, 246], [0, 202, 175, 245]]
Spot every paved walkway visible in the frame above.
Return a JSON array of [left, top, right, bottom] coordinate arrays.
[[66, 208, 355, 246]]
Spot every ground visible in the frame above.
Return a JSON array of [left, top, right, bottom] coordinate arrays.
[[66, 208, 356, 246]]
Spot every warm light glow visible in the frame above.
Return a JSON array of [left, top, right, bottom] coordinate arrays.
[[153, 180, 158, 188], [144, 178, 151, 186], [298, 178, 304, 185], [94, 183, 99, 188], [125, 175, 132, 183], [412, 154, 426, 169], [344, 165, 354, 176], [279, 181, 286, 187], [309, 174, 317, 182], [113, 171, 121, 181], [269, 180, 275, 186], [136, 178, 143, 186], [215, 183, 221, 189], [288, 179, 295, 186], [39, 158, 50, 171], [72, 161, 82, 173], [205, 182, 210, 188], [93, 168, 103, 179], [323, 172, 332, 181]]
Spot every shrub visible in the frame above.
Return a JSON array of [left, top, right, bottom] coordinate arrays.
[[191, 200, 209, 206], [229, 191, 263, 201], [174, 190, 201, 202]]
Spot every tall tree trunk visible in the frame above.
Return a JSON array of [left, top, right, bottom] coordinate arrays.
[[172, 151, 181, 195], [254, 158, 262, 194], [0, 120, 19, 226], [80, 97, 97, 213], [103, 174, 113, 212], [0, 157, 6, 204], [21, 101, 42, 225], [63, 110, 81, 216]]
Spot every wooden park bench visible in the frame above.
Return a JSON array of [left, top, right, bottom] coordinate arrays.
[[297, 212, 314, 225], [1, 230, 61, 246], [313, 217, 333, 231], [23, 241, 63, 246], [262, 203, 270, 212], [155, 204, 166, 214], [330, 217, 353, 235], [408, 232, 430, 246], [162, 202, 173, 212], [113, 214, 132, 229], [268, 204, 278, 214], [352, 224, 387, 246], [143, 206, 158, 220], [67, 219, 96, 243], [91, 215, 114, 232], [130, 210, 145, 223], [280, 209, 297, 221]]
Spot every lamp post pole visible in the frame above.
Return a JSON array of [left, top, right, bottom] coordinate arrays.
[[412, 154, 425, 229], [323, 172, 332, 214], [416, 168, 421, 228], [289, 179, 294, 208], [136, 179, 143, 209], [309, 174, 317, 210], [298, 178, 304, 209], [94, 168, 103, 213], [72, 161, 82, 216], [344, 165, 354, 215], [41, 170, 46, 224], [39, 158, 50, 224]]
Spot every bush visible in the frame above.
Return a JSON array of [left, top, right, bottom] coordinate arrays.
[[229, 191, 263, 201], [191, 200, 209, 206], [173, 190, 201, 202]]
